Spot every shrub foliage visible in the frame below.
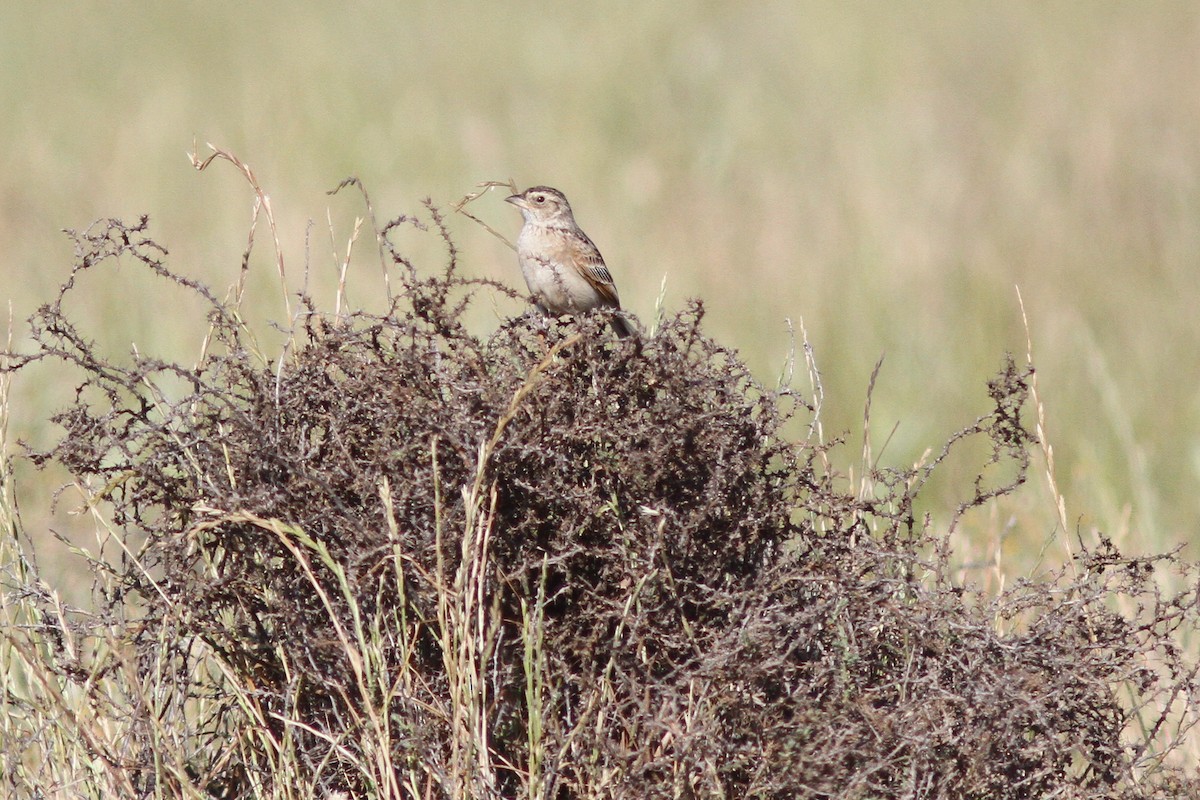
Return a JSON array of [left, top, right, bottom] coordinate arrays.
[[3, 205, 1200, 799]]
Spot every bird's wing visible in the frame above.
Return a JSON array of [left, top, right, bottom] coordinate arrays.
[[570, 230, 621, 307]]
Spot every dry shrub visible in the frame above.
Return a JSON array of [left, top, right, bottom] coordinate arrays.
[[4, 199, 1200, 799]]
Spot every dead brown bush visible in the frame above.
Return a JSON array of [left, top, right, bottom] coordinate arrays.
[[4, 203, 1200, 799]]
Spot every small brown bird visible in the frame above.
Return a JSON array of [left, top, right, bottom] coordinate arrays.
[[505, 186, 634, 338]]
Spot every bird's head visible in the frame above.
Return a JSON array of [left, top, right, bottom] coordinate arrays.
[[505, 185, 574, 225]]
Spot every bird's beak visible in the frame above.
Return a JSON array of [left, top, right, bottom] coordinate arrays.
[[505, 194, 526, 209]]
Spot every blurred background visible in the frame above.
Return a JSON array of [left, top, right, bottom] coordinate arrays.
[[2, 2, 1198, 590]]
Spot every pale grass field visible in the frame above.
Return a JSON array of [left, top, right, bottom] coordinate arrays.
[[1, 3, 1198, 589], [4, 5, 1200, 789]]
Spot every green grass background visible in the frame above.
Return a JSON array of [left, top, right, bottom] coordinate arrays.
[[3, 3, 1198, 587]]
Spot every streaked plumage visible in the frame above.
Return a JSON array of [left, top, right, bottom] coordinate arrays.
[[505, 186, 634, 338]]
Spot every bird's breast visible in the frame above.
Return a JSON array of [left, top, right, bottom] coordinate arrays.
[[517, 228, 604, 314]]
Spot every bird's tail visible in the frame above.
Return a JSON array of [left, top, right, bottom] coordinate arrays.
[[610, 312, 635, 339]]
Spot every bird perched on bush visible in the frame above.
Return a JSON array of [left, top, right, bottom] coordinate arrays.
[[505, 185, 634, 338]]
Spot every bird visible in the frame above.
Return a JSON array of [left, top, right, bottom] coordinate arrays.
[[505, 186, 634, 338]]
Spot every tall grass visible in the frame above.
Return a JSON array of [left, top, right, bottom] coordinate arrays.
[[5, 146, 1200, 796]]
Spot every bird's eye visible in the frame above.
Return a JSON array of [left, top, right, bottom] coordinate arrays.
[[533, 194, 544, 204]]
